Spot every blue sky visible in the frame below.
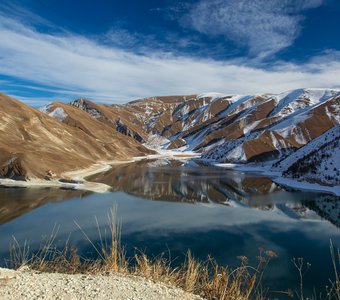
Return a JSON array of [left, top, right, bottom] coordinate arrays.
[[0, 0, 339, 105]]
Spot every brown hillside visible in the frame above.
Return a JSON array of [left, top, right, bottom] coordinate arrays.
[[0, 94, 152, 179]]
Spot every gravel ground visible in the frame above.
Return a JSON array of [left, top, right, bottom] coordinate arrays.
[[0, 268, 204, 300]]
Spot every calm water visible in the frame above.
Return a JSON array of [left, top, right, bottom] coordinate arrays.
[[0, 159, 339, 298]]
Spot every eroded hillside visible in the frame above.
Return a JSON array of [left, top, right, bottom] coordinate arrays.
[[0, 94, 153, 180]]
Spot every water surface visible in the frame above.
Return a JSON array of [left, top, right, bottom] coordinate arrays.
[[0, 159, 339, 298]]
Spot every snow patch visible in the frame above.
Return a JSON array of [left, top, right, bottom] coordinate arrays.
[[39, 103, 52, 113], [274, 177, 340, 196], [197, 92, 227, 99], [39, 104, 68, 122], [48, 107, 68, 122]]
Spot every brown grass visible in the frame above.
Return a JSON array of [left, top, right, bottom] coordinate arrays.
[[7, 207, 340, 300]]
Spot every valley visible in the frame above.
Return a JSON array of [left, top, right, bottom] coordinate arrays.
[[0, 88, 339, 195]]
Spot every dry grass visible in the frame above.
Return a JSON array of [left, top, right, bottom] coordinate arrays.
[[7, 207, 340, 300], [328, 240, 340, 300]]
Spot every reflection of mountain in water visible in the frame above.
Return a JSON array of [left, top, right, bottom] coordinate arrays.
[[89, 159, 340, 226], [89, 160, 274, 203], [1, 160, 338, 227], [0, 187, 92, 224], [303, 195, 340, 227]]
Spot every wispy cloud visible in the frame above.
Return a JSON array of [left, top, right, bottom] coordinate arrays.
[[104, 26, 208, 58], [0, 14, 339, 105], [0, 0, 55, 30], [183, 0, 323, 57]]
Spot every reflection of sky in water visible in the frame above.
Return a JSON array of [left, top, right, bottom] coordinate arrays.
[[0, 161, 339, 298], [1, 189, 339, 296]]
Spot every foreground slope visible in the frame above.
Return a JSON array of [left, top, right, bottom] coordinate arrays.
[[0, 94, 152, 180]]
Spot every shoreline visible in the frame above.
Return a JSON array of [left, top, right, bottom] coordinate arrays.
[[0, 151, 198, 192], [214, 162, 340, 196], [1, 152, 338, 196], [273, 177, 340, 197], [0, 159, 135, 193]]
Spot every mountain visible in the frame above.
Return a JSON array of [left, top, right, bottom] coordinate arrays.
[[0, 94, 153, 180], [159, 89, 339, 163], [68, 98, 148, 143], [1, 88, 339, 189], [58, 89, 338, 167], [273, 125, 340, 186]]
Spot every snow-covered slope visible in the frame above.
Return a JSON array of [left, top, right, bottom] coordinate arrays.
[[109, 88, 338, 166], [39, 104, 68, 121], [201, 89, 340, 163], [274, 126, 340, 186], [38, 88, 340, 188]]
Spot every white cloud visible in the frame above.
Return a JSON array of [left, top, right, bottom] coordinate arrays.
[[185, 0, 323, 57], [0, 15, 339, 105]]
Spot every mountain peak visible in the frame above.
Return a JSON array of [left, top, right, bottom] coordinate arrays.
[[69, 98, 93, 109]]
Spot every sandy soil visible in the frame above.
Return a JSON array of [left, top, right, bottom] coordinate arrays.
[[0, 267, 203, 300]]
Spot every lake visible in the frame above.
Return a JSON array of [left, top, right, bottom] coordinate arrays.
[[0, 159, 339, 298]]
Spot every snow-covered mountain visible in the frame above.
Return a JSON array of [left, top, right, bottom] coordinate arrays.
[[273, 125, 340, 186], [118, 89, 339, 164], [36, 88, 340, 188], [1, 88, 339, 189]]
